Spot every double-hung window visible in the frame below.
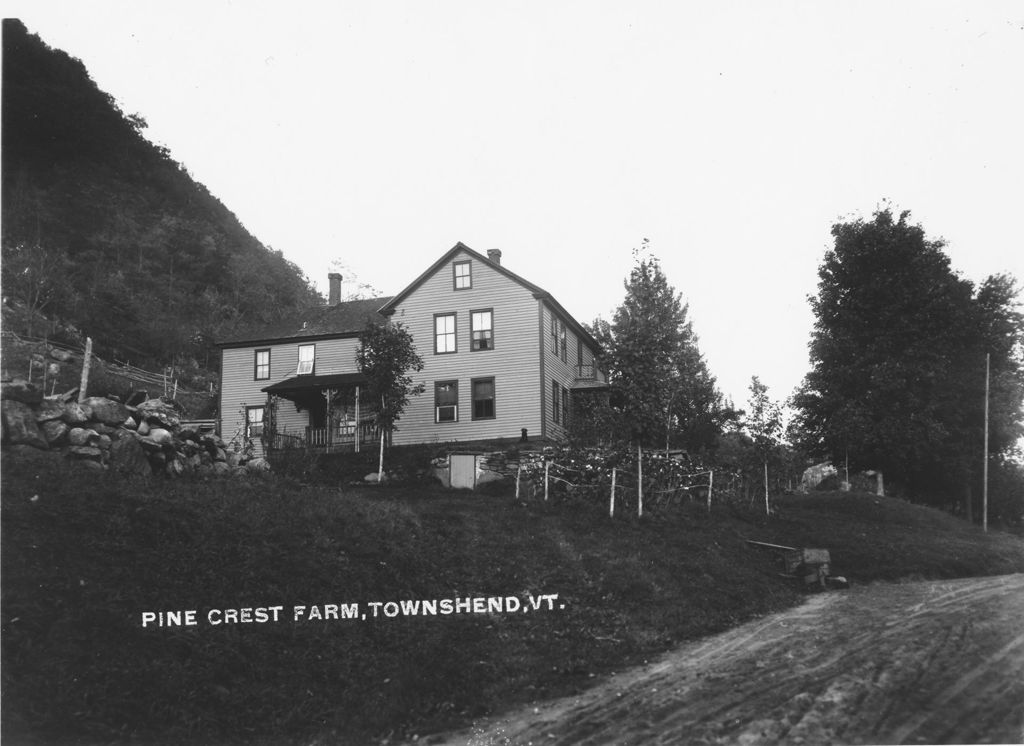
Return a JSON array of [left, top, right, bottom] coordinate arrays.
[[552, 380, 561, 424], [297, 344, 315, 375], [254, 349, 270, 380], [435, 380, 458, 422], [246, 406, 265, 439], [435, 313, 457, 354], [472, 377, 495, 420], [453, 260, 472, 290], [562, 386, 570, 426], [551, 316, 566, 360], [471, 309, 493, 351]]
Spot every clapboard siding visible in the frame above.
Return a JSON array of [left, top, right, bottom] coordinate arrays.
[[389, 249, 544, 445], [543, 304, 577, 440], [220, 337, 361, 454]]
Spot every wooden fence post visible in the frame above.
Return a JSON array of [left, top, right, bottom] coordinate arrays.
[[637, 444, 643, 517], [707, 470, 714, 513], [610, 467, 616, 518], [516, 464, 521, 499], [78, 337, 93, 404], [544, 461, 550, 501]]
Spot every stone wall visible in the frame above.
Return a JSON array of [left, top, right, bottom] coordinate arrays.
[[1, 379, 268, 477]]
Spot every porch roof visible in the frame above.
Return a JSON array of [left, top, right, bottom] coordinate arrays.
[[262, 372, 368, 395], [570, 379, 611, 391]]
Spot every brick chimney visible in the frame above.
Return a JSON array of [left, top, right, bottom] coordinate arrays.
[[328, 272, 343, 305], [487, 249, 502, 265]]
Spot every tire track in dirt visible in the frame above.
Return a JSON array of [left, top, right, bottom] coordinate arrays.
[[431, 574, 1024, 745]]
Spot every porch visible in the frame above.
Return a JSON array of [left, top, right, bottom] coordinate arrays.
[[266, 419, 381, 452], [261, 372, 379, 453]]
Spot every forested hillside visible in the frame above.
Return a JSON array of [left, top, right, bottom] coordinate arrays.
[[1, 19, 321, 383]]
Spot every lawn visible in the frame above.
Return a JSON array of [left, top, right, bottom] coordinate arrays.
[[2, 449, 1022, 744]]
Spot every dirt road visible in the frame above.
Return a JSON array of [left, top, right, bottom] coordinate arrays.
[[435, 574, 1024, 745]]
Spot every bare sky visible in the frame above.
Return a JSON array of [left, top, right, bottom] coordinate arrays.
[[6, 1, 1023, 407]]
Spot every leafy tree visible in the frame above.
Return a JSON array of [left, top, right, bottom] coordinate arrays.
[[356, 321, 425, 449], [745, 376, 783, 513], [793, 207, 1024, 512], [0, 241, 72, 337], [598, 242, 728, 452]]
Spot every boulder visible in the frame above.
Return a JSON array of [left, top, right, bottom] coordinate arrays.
[[68, 428, 99, 447], [1, 380, 43, 405], [67, 445, 103, 460], [96, 434, 113, 451], [123, 416, 138, 431], [212, 461, 231, 475], [138, 436, 164, 452], [76, 459, 105, 473], [60, 402, 91, 425], [5, 443, 59, 462], [41, 420, 69, 446], [35, 398, 65, 423], [2, 400, 49, 449], [246, 457, 271, 472], [364, 472, 381, 483], [83, 397, 130, 426], [135, 399, 181, 430], [214, 447, 227, 463], [200, 436, 220, 457], [137, 420, 150, 435], [147, 428, 174, 447], [799, 462, 837, 492], [49, 347, 74, 362], [165, 458, 185, 478], [110, 436, 152, 477]]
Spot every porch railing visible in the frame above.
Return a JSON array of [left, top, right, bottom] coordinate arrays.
[[267, 420, 380, 452], [576, 364, 605, 381], [306, 420, 380, 449]]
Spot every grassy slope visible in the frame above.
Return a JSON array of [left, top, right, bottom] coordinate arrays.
[[2, 452, 1022, 745]]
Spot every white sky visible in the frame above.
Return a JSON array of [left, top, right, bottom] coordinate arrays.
[[6, 1, 1023, 407]]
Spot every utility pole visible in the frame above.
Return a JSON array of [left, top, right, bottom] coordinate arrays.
[[983, 353, 990, 533]]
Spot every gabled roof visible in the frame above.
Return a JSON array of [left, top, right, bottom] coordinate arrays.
[[379, 242, 602, 352], [217, 296, 394, 348]]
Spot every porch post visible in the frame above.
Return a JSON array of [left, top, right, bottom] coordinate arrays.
[[325, 388, 335, 451], [354, 385, 361, 453]]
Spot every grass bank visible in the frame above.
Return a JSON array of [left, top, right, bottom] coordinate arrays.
[[3, 451, 1022, 745]]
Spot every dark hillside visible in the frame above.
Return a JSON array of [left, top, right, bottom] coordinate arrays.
[[1, 19, 321, 378]]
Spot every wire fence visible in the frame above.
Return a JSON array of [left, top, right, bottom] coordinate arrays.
[[2, 330, 216, 416], [511, 446, 719, 518]]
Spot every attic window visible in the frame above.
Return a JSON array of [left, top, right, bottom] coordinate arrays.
[[297, 344, 315, 375], [453, 260, 471, 290]]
